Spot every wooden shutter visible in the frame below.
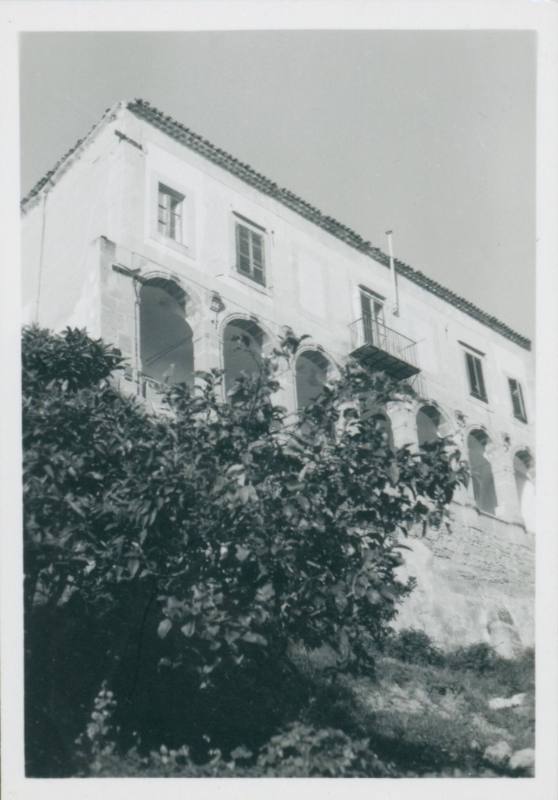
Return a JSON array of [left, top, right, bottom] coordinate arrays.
[[360, 292, 373, 344], [475, 356, 487, 401], [509, 378, 527, 421], [250, 230, 265, 284], [466, 352, 487, 401], [236, 224, 251, 274]]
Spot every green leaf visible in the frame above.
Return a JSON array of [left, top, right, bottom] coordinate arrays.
[[127, 558, 140, 578], [235, 545, 250, 562], [157, 619, 172, 639], [256, 583, 275, 601], [180, 621, 196, 638]]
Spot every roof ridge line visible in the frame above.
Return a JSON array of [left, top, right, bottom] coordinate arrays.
[[127, 99, 531, 351], [20, 97, 532, 351]]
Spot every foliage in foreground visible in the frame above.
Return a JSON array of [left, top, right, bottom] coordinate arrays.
[[76, 683, 395, 778], [76, 638, 534, 778], [23, 325, 467, 775]]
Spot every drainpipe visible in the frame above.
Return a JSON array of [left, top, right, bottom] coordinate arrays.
[[386, 229, 399, 317], [133, 279, 141, 386], [111, 262, 143, 389], [35, 189, 50, 323]]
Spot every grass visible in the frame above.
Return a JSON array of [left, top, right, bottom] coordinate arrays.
[[294, 636, 535, 776], [76, 635, 535, 778]]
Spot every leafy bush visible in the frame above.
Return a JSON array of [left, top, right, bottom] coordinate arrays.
[[446, 642, 499, 674], [23, 325, 467, 775], [77, 684, 395, 777], [384, 631, 533, 683], [383, 628, 445, 667]]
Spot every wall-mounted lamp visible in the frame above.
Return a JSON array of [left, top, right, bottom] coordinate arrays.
[[210, 291, 226, 314]]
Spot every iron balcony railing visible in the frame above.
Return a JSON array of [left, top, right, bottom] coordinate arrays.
[[116, 371, 171, 409], [349, 316, 419, 377], [139, 373, 166, 398]]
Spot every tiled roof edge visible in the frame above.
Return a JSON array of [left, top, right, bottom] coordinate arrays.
[[20, 101, 125, 212], [20, 97, 532, 352], [126, 100, 531, 352]]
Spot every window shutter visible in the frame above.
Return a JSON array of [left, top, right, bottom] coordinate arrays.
[[465, 352, 487, 401], [517, 382, 526, 421], [251, 231, 265, 284], [360, 292, 373, 344], [475, 357, 487, 401], [360, 292, 372, 320], [465, 352, 477, 394], [236, 225, 251, 274], [509, 378, 527, 421]]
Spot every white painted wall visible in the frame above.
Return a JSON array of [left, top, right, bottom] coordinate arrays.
[[21, 104, 534, 523], [20, 103, 536, 649]]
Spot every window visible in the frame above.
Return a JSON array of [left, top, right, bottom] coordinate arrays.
[[464, 350, 488, 402], [360, 288, 385, 347], [158, 184, 184, 242], [508, 378, 528, 423], [235, 220, 266, 286]]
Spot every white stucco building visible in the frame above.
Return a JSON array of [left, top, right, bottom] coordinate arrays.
[[21, 99, 535, 653]]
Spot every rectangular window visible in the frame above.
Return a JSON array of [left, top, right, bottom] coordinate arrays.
[[235, 221, 266, 286], [464, 350, 488, 402], [360, 289, 385, 347], [158, 184, 184, 242], [508, 378, 528, 422]]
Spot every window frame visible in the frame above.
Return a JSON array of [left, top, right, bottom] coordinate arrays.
[[157, 183, 185, 243], [234, 215, 267, 287], [147, 171, 196, 258], [508, 377, 528, 423], [462, 346, 488, 403], [359, 286, 386, 347]]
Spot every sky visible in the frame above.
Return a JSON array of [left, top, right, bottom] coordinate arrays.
[[19, 30, 535, 339]]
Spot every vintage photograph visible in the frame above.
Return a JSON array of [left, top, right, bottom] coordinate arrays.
[[14, 22, 540, 786]]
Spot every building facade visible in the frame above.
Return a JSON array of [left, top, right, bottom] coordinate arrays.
[[21, 100, 535, 654]]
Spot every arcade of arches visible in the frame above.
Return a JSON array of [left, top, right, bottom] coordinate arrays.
[[136, 279, 533, 529]]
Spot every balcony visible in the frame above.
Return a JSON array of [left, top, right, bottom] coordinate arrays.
[[349, 316, 420, 380]]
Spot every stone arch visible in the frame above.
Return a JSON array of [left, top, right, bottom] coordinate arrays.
[[359, 395, 395, 450], [294, 348, 334, 409], [467, 428, 498, 515], [222, 315, 271, 394], [363, 408, 394, 450], [514, 448, 535, 530], [139, 276, 194, 389], [416, 404, 441, 445], [416, 403, 454, 445]]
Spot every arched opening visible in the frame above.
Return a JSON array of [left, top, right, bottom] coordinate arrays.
[[514, 450, 535, 530], [139, 279, 194, 390], [371, 411, 394, 451], [223, 318, 267, 394], [295, 350, 331, 409], [360, 396, 394, 450], [417, 404, 441, 446], [467, 429, 498, 515]]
